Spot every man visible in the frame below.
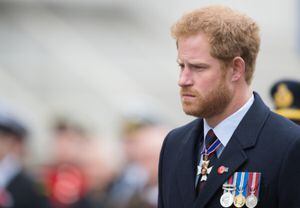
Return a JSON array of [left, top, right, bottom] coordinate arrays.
[[124, 126, 167, 208], [42, 119, 92, 208], [108, 115, 158, 208], [0, 112, 50, 208], [270, 79, 300, 125], [158, 5, 300, 208]]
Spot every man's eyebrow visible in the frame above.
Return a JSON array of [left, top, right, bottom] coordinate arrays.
[[189, 62, 209, 67]]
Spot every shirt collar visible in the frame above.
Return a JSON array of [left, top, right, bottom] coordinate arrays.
[[203, 94, 254, 147], [0, 154, 21, 188]]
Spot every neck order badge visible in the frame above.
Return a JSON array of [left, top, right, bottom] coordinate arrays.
[[197, 130, 221, 182], [196, 129, 221, 193]]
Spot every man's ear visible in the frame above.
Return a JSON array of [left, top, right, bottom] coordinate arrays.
[[231, 57, 246, 82]]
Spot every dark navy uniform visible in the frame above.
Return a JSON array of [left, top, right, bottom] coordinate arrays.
[[0, 113, 50, 208]]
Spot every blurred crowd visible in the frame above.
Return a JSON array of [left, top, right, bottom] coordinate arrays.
[[0, 109, 168, 208], [0, 79, 299, 208]]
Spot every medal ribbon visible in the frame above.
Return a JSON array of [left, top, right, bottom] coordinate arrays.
[[222, 175, 234, 194], [228, 175, 233, 185], [254, 172, 261, 197], [235, 172, 249, 196], [233, 172, 238, 187], [247, 172, 261, 197], [247, 172, 253, 197], [251, 173, 256, 192], [248, 172, 256, 194], [200, 137, 222, 156]]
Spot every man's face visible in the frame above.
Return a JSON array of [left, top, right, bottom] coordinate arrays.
[[0, 133, 17, 160], [177, 33, 233, 118]]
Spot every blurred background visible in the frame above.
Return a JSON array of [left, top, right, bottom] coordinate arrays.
[[0, 0, 299, 207]]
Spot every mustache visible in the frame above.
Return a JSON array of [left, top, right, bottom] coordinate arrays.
[[180, 88, 199, 96]]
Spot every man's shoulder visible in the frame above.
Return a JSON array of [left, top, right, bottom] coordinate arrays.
[[162, 118, 201, 148], [168, 118, 200, 138], [160, 118, 201, 163], [265, 111, 300, 141], [268, 111, 300, 130]]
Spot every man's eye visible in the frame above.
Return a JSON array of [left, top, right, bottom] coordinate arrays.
[[178, 64, 184, 70], [192, 65, 206, 71]]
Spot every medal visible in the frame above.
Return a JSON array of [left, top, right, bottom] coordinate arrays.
[[245, 172, 260, 208], [200, 166, 212, 181], [220, 192, 234, 207], [220, 176, 236, 207], [195, 131, 221, 187], [246, 193, 258, 208], [201, 157, 210, 175], [233, 172, 248, 208], [234, 192, 246, 207], [198, 132, 221, 180], [199, 154, 212, 181]]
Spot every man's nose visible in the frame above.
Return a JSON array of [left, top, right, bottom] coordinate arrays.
[[178, 68, 193, 87]]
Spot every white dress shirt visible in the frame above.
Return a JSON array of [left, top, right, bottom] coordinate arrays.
[[0, 154, 21, 189]]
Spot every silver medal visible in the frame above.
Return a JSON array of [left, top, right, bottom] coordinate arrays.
[[246, 172, 259, 208], [220, 192, 234, 207], [246, 193, 258, 208]]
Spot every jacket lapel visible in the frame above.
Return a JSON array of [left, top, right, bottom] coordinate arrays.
[[192, 92, 270, 208], [176, 119, 203, 208]]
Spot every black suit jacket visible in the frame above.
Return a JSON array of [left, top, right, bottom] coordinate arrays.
[[158, 93, 300, 208], [6, 171, 50, 208]]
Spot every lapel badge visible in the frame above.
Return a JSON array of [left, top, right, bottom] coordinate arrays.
[[218, 165, 229, 175]]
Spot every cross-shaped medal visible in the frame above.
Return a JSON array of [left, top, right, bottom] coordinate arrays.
[[197, 154, 213, 181]]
